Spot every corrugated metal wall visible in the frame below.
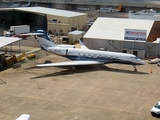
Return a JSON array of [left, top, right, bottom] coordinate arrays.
[[84, 38, 160, 58], [47, 14, 87, 35]]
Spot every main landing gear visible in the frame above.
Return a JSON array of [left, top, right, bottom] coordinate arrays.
[[133, 65, 137, 72]]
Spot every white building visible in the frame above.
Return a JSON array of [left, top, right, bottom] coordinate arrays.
[[129, 11, 160, 21], [83, 17, 160, 58]]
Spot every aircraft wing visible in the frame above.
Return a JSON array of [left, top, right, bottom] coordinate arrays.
[[37, 61, 104, 67]]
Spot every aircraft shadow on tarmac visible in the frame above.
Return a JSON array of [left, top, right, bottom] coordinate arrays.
[[25, 65, 149, 79]]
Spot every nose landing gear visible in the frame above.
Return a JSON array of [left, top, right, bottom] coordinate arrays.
[[133, 65, 137, 72]]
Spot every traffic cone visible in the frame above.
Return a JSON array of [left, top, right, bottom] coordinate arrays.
[[150, 69, 152, 74]]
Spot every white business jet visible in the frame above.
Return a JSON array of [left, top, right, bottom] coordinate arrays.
[[35, 30, 145, 72]]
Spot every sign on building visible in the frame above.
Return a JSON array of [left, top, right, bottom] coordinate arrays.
[[124, 29, 147, 41]]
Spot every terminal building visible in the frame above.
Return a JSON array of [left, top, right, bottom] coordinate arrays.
[[1, 0, 160, 11], [129, 10, 160, 21], [11, 0, 160, 10]]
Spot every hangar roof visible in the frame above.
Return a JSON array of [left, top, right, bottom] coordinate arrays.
[[0, 37, 21, 48], [0, 7, 87, 17], [84, 17, 154, 41]]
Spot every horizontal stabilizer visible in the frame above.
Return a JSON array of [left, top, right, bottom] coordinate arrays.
[[37, 61, 104, 67], [18, 33, 44, 36]]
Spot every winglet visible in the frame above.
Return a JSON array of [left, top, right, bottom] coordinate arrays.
[[78, 39, 89, 50]]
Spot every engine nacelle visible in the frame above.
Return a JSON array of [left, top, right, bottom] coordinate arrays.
[[47, 47, 68, 55]]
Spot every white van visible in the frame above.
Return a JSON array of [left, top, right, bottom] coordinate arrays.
[[151, 101, 160, 117]]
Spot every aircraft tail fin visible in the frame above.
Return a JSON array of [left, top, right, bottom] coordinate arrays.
[[34, 30, 56, 50], [116, 4, 122, 11], [78, 39, 89, 50]]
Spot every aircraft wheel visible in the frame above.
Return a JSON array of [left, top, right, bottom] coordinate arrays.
[[44, 60, 52, 64], [134, 69, 137, 72]]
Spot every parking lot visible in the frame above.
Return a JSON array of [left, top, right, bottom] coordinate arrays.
[[0, 46, 160, 119]]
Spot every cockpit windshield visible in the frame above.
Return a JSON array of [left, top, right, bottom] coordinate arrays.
[[130, 57, 139, 59]]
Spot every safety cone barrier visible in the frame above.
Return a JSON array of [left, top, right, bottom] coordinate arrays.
[[150, 69, 152, 74]]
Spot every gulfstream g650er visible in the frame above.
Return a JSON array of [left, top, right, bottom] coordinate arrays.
[[34, 30, 145, 71]]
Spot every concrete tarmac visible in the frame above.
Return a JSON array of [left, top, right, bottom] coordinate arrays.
[[0, 11, 159, 120], [0, 48, 160, 120]]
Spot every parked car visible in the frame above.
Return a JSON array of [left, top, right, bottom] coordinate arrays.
[[151, 101, 160, 117], [148, 58, 160, 64], [157, 61, 160, 67], [87, 20, 94, 26]]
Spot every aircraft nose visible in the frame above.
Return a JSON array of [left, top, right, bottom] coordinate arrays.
[[139, 60, 145, 65]]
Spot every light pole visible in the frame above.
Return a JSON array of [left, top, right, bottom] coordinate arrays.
[[58, 21, 61, 44], [52, 19, 57, 34]]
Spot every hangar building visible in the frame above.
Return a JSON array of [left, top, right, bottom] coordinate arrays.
[[83, 17, 160, 58], [0, 7, 87, 35]]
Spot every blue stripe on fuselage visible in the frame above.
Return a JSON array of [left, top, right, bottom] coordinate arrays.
[[65, 55, 140, 65]]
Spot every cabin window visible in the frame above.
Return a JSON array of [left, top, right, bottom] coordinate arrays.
[[99, 55, 102, 58], [83, 53, 87, 56], [88, 53, 92, 57], [93, 54, 97, 58]]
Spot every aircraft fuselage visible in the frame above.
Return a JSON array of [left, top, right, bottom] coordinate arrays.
[[47, 47, 145, 65]]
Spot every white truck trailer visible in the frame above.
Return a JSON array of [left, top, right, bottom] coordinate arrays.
[[6, 25, 30, 37]]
